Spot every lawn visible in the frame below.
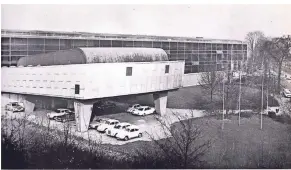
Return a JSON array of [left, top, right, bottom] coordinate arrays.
[[112, 85, 279, 110], [193, 114, 291, 168], [106, 114, 291, 168]]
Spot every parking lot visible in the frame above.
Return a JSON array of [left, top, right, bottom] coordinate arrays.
[[1, 105, 205, 145]]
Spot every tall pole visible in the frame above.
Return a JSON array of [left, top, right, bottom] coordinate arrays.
[[261, 63, 264, 130], [222, 71, 225, 130], [238, 63, 242, 126]]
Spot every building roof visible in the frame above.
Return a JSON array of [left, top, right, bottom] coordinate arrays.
[[17, 47, 169, 66]]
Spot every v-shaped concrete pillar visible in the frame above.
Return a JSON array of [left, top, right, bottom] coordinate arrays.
[[153, 91, 168, 116], [74, 100, 93, 132]]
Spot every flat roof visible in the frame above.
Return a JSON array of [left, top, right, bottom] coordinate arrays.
[[1, 29, 246, 44]]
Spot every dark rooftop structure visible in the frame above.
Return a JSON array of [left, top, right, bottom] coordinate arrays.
[[17, 48, 168, 66]]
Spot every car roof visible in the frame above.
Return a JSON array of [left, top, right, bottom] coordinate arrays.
[[118, 122, 131, 126], [138, 106, 150, 109], [10, 102, 19, 104], [285, 89, 291, 92], [107, 119, 119, 122], [57, 108, 69, 111], [127, 125, 139, 129]]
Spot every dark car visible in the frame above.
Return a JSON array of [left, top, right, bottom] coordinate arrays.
[[55, 113, 75, 123]]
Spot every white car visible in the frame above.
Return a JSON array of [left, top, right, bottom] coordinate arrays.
[[96, 119, 120, 133], [127, 104, 141, 113], [132, 106, 156, 116], [283, 88, 291, 98], [116, 125, 143, 141], [106, 122, 131, 137], [5, 102, 25, 112], [46, 108, 71, 120], [89, 118, 109, 129]]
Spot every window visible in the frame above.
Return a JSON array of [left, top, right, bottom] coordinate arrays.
[[165, 65, 170, 73], [126, 67, 132, 76], [75, 84, 80, 94]]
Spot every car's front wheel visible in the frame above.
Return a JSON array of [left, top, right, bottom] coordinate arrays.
[[124, 136, 129, 141]]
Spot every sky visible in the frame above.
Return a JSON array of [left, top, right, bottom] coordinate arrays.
[[1, 4, 291, 40]]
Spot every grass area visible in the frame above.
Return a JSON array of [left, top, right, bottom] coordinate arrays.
[[113, 85, 279, 110], [106, 114, 291, 168], [194, 115, 291, 168]]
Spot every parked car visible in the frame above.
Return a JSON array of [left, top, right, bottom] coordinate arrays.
[[127, 104, 141, 113], [5, 102, 25, 112], [47, 108, 72, 120], [116, 125, 142, 141], [132, 106, 156, 116], [283, 88, 291, 98], [106, 122, 131, 137], [96, 119, 120, 133], [89, 118, 109, 129], [55, 112, 75, 122]]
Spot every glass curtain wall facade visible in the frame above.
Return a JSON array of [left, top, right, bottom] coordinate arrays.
[[1, 30, 247, 73]]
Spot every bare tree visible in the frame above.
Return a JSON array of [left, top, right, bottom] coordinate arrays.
[[245, 31, 265, 73], [135, 111, 211, 168], [263, 35, 291, 93], [199, 71, 224, 102]]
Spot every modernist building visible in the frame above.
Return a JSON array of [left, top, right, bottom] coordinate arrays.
[[1, 29, 247, 73]]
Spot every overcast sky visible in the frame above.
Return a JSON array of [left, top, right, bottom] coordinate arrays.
[[1, 4, 291, 40]]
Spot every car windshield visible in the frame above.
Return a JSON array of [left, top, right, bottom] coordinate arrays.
[[55, 110, 61, 113], [105, 121, 111, 125], [134, 105, 140, 108], [11, 103, 17, 106], [126, 128, 131, 132], [114, 125, 121, 129], [138, 108, 143, 111]]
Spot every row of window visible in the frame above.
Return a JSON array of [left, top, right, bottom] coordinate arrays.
[[185, 61, 244, 73], [2, 37, 247, 50]]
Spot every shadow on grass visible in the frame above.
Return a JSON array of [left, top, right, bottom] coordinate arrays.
[[269, 114, 291, 124]]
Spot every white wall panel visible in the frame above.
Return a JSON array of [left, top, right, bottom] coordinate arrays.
[[2, 61, 184, 99]]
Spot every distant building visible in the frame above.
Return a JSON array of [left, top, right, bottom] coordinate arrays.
[[1, 29, 247, 73]]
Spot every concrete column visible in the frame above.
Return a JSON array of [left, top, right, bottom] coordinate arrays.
[[67, 100, 74, 109], [74, 100, 93, 132], [153, 91, 168, 116], [1, 93, 35, 113], [51, 98, 55, 109]]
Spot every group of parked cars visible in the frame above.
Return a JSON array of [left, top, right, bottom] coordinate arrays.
[[89, 118, 143, 141]]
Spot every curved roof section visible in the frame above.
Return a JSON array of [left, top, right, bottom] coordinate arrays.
[[17, 47, 169, 67]]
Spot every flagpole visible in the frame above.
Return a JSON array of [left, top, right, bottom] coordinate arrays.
[[238, 62, 242, 126], [222, 71, 225, 130], [261, 63, 264, 130]]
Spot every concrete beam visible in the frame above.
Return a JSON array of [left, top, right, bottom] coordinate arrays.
[[153, 91, 168, 116], [74, 100, 93, 132]]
